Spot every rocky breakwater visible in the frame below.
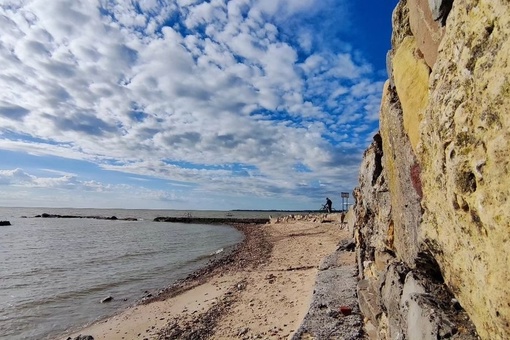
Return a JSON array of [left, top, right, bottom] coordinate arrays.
[[34, 213, 137, 221], [353, 0, 509, 339], [154, 216, 270, 224]]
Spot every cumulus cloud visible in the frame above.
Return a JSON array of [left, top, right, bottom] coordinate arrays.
[[0, 167, 190, 209], [0, 0, 386, 206]]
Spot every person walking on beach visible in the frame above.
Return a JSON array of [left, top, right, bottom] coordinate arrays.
[[325, 197, 332, 213]]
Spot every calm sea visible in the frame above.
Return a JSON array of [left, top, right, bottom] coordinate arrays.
[[0, 207, 278, 340]]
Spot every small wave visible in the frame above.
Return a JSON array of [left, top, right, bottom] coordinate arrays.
[[13, 275, 149, 312], [3, 251, 162, 281], [3, 266, 68, 280], [211, 248, 224, 256], [85, 249, 164, 266]]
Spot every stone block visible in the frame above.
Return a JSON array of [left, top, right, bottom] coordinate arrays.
[[364, 320, 378, 339], [400, 271, 426, 311], [357, 279, 383, 327], [381, 263, 408, 339], [373, 250, 395, 274], [379, 81, 422, 267], [345, 206, 356, 237], [392, 36, 430, 153], [408, 0, 444, 67]]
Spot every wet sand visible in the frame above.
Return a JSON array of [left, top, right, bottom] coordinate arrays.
[[63, 214, 354, 340]]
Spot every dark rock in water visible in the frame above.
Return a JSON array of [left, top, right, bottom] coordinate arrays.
[[100, 296, 113, 303], [33, 213, 137, 221], [0, 221, 11, 226]]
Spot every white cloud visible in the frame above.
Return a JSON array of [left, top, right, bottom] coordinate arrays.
[[0, 168, 33, 184], [0, 0, 386, 207]]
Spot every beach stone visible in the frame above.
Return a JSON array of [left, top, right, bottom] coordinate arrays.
[[237, 327, 249, 336], [100, 296, 113, 303]]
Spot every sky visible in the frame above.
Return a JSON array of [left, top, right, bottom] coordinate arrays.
[[0, 0, 398, 210]]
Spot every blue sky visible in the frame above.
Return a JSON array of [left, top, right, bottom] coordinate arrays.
[[0, 0, 398, 210]]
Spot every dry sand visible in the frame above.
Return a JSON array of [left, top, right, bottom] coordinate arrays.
[[64, 214, 353, 340]]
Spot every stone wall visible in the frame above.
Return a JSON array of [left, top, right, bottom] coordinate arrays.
[[353, 0, 510, 339]]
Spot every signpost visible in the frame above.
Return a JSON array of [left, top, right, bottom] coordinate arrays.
[[341, 192, 349, 212]]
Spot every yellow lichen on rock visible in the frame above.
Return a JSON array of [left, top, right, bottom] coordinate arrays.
[[355, 0, 510, 338], [392, 36, 430, 154], [419, 0, 510, 338]]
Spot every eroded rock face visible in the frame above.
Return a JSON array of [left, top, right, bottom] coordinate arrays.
[[379, 81, 422, 267], [354, 82, 476, 339], [419, 0, 510, 338], [353, 0, 510, 339]]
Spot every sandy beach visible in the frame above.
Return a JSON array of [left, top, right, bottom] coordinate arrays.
[[64, 214, 358, 340]]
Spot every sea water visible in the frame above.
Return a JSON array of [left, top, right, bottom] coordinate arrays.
[[0, 207, 271, 340]]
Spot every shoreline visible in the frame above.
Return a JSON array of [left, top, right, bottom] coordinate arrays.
[[59, 221, 270, 339], [63, 213, 358, 340], [140, 222, 272, 306]]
